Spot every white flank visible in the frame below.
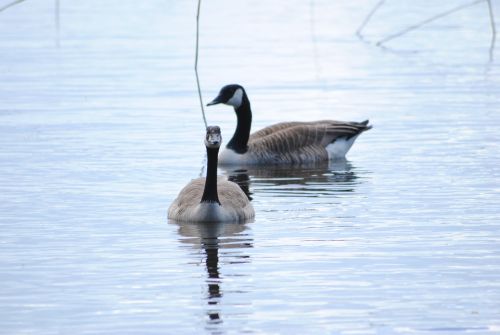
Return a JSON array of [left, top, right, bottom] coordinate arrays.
[[191, 202, 236, 222], [219, 148, 247, 165], [326, 135, 359, 159]]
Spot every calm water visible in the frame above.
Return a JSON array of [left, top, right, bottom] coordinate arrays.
[[1, 0, 500, 334]]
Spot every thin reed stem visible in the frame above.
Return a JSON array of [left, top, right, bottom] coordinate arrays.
[[55, 0, 60, 47], [195, 0, 208, 129], [487, 0, 496, 61]]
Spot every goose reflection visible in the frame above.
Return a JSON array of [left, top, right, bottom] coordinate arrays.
[[227, 170, 253, 200], [171, 220, 253, 327], [222, 159, 361, 198]]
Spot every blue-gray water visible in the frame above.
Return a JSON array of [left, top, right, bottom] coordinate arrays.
[[1, 0, 499, 334]]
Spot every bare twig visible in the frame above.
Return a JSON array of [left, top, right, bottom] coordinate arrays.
[[357, 0, 386, 37], [0, 0, 26, 13], [486, 0, 496, 61], [55, 0, 60, 47], [195, 0, 208, 129], [309, 0, 323, 83], [376, 0, 485, 46]]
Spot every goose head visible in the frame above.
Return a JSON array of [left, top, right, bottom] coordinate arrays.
[[205, 125, 222, 149], [207, 84, 245, 109]]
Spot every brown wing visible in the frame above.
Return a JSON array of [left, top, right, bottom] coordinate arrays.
[[218, 179, 253, 209], [250, 120, 370, 140], [169, 178, 254, 221], [247, 120, 371, 164], [249, 122, 306, 140]]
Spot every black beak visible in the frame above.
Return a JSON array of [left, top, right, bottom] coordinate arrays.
[[206, 95, 223, 106]]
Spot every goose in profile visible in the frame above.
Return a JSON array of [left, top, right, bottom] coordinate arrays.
[[168, 126, 255, 223], [207, 84, 372, 165]]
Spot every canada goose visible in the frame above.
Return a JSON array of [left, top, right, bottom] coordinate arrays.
[[207, 84, 372, 165], [168, 126, 255, 223]]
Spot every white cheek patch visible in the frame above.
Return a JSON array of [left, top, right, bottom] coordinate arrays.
[[226, 88, 243, 108]]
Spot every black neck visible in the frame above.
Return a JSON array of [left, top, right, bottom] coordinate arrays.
[[201, 146, 221, 204], [227, 94, 251, 154]]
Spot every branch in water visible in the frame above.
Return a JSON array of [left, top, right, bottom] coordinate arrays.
[[376, 0, 486, 46], [0, 0, 26, 13], [356, 0, 386, 38]]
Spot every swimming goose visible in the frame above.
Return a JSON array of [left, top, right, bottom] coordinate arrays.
[[207, 84, 372, 165], [168, 126, 255, 223]]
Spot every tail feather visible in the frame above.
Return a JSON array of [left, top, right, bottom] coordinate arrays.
[[359, 120, 372, 130], [343, 120, 372, 139]]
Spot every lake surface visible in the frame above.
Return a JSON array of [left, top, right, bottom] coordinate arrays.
[[1, 0, 499, 334]]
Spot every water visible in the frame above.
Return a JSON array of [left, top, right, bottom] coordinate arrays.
[[1, 0, 499, 334]]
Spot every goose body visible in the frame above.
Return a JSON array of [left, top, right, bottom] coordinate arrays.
[[168, 126, 254, 223], [207, 84, 371, 165], [168, 177, 254, 222]]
